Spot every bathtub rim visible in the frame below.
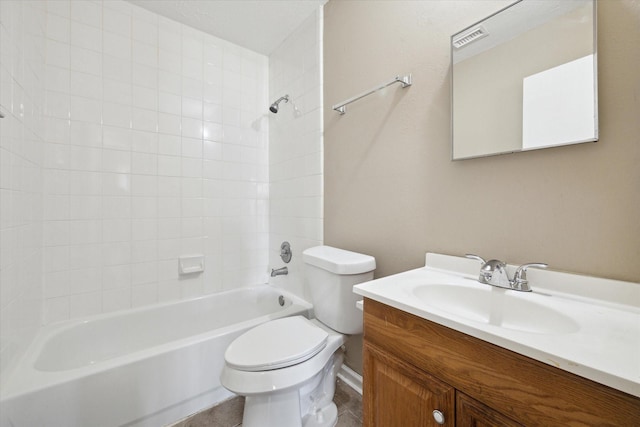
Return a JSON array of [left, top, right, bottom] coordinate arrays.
[[0, 285, 312, 401]]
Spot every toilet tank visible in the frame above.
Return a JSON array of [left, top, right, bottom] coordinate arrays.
[[302, 246, 376, 334]]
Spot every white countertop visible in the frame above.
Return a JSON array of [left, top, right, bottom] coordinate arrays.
[[353, 253, 640, 398]]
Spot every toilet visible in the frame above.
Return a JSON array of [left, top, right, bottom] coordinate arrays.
[[220, 245, 375, 427]]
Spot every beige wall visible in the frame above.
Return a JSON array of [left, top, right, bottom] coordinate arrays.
[[324, 0, 639, 286]]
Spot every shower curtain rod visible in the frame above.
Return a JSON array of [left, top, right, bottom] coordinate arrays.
[[332, 74, 412, 115]]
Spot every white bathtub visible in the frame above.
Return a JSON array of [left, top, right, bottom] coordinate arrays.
[[0, 286, 312, 427]]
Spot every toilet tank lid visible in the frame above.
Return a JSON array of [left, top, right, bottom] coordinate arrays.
[[303, 246, 376, 275]]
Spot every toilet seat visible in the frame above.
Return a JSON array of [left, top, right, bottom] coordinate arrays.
[[225, 316, 328, 372]]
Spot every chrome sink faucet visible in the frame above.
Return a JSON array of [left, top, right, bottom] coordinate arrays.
[[465, 254, 547, 292]]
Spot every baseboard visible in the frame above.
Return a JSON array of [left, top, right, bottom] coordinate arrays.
[[337, 364, 362, 395]]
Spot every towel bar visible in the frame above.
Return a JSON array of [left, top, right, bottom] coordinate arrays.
[[332, 74, 412, 115]]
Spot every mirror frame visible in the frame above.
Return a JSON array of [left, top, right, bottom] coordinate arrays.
[[450, 0, 598, 160]]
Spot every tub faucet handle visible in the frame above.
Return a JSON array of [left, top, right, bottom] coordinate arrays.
[[280, 241, 292, 263]]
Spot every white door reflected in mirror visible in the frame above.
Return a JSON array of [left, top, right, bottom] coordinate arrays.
[[522, 54, 596, 150]]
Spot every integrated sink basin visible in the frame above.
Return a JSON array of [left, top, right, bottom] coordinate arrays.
[[353, 252, 640, 398], [412, 284, 579, 334]]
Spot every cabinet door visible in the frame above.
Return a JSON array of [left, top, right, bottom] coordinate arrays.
[[456, 392, 522, 427], [363, 343, 455, 427]]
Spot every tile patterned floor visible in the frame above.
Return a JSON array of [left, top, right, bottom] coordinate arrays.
[[169, 378, 362, 427], [334, 378, 364, 426]]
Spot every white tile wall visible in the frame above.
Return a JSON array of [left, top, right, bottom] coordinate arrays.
[[0, 0, 46, 381], [0, 0, 323, 386], [268, 8, 324, 299], [37, 0, 269, 324]]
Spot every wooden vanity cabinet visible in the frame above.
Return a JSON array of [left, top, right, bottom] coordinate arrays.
[[362, 299, 640, 426], [455, 392, 522, 427], [364, 343, 455, 426], [364, 342, 519, 427]]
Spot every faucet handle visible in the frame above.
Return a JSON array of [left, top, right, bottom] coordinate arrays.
[[465, 254, 487, 264], [466, 254, 500, 285], [513, 263, 548, 291]]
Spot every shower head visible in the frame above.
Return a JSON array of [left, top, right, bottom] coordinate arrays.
[[269, 95, 289, 113]]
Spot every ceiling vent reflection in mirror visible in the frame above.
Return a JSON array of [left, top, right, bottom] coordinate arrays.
[[453, 26, 489, 49]]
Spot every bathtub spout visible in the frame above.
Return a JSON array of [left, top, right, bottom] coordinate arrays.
[[271, 266, 288, 277]]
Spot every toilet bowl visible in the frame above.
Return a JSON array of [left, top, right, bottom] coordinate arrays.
[[220, 246, 376, 427]]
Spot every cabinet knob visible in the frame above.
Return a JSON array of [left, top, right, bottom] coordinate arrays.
[[432, 409, 445, 425]]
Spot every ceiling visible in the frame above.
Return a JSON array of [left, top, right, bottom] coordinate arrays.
[[128, 0, 326, 55]]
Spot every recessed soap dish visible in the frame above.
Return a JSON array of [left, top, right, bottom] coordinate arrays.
[[179, 254, 205, 275]]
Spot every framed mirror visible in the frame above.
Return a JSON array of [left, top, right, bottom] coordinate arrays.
[[451, 0, 597, 160]]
